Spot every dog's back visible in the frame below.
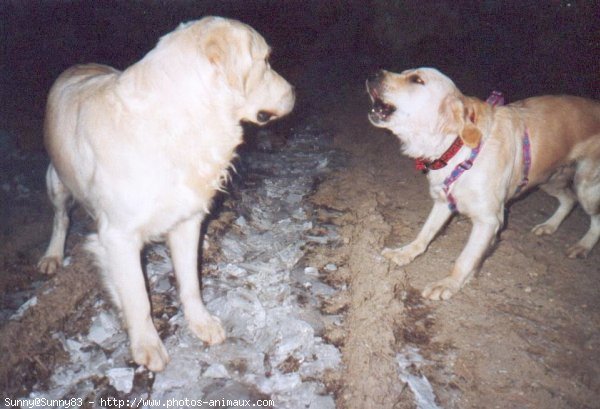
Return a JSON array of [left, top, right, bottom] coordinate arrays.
[[506, 95, 600, 183], [44, 64, 121, 200]]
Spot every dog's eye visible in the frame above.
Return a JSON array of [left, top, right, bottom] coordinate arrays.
[[408, 74, 425, 85]]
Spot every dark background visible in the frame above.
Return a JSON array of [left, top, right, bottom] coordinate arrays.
[[0, 2, 599, 402], [1, 0, 599, 149]]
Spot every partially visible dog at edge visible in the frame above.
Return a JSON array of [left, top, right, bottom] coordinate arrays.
[[367, 67, 600, 301], [38, 17, 295, 371]]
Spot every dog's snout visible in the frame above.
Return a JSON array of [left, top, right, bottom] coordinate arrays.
[[257, 110, 275, 123], [367, 69, 385, 85]]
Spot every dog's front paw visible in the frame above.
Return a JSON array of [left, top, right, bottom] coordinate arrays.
[[37, 256, 62, 275], [382, 246, 418, 266], [422, 277, 461, 300], [531, 222, 558, 236], [131, 334, 170, 372], [189, 314, 226, 345]]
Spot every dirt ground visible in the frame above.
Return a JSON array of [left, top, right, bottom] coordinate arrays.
[[310, 85, 600, 408], [1, 21, 600, 409], [3, 75, 599, 408]]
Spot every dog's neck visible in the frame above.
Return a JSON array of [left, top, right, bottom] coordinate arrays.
[[415, 136, 465, 172], [398, 130, 461, 161]]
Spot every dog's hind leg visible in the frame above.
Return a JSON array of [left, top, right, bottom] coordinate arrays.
[[532, 166, 577, 236], [567, 158, 600, 258], [38, 164, 72, 274]]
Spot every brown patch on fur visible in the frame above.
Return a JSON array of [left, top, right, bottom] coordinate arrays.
[[438, 95, 482, 148], [459, 97, 483, 148]]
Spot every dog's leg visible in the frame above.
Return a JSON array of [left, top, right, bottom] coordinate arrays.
[[422, 215, 500, 300], [567, 159, 600, 258], [94, 229, 169, 371], [382, 201, 452, 266], [38, 165, 72, 274], [167, 215, 226, 345], [532, 166, 576, 236]]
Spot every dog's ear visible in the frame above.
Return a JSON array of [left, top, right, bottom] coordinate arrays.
[[460, 98, 483, 148], [203, 35, 226, 66], [201, 27, 246, 91], [439, 95, 482, 148]]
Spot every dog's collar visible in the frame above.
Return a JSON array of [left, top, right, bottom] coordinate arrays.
[[415, 137, 464, 173]]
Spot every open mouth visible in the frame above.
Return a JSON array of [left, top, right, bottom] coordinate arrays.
[[371, 98, 396, 121], [256, 110, 276, 123], [368, 88, 396, 123]]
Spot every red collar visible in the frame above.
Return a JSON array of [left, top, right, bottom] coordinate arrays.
[[415, 137, 464, 172]]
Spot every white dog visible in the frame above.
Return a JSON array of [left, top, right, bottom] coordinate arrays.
[[38, 16, 295, 371], [367, 67, 600, 300]]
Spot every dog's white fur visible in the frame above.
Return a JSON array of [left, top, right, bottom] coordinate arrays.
[[38, 16, 294, 371], [367, 67, 600, 300]]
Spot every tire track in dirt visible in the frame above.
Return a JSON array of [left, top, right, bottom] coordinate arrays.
[[338, 194, 406, 409], [312, 152, 408, 408]]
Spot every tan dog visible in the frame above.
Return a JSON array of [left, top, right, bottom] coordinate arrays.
[[367, 67, 600, 301], [38, 17, 295, 371]]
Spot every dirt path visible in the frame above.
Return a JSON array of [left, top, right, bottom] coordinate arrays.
[[312, 141, 405, 408], [1, 72, 599, 408]]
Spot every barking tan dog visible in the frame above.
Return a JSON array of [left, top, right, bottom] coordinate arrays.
[[367, 67, 600, 301], [38, 17, 295, 371]]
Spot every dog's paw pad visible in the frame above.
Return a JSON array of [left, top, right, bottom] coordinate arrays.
[[382, 247, 414, 266], [190, 315, 226, 345], [132, 339, 170, 372], [422, 277, 460, 301], [37, 256, 62, 275]]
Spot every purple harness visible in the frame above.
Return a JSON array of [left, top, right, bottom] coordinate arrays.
[[443, 91, 531, 212], [515, 129, 531, 194]]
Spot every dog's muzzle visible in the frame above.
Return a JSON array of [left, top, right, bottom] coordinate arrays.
[[257, 110, 275, 123], [367, 71, 396, 123]]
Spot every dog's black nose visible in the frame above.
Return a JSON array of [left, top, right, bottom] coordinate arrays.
[[367, 69, 385, 84], [257, 110, 275, 123]]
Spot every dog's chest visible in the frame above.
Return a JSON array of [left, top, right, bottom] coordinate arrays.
[[429, 182, 447, 202], [139, 157, 232, 238], [427, 166, 476, 212], [428, 171, 453, 201]]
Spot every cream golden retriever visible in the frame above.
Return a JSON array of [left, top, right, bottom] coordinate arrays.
[[38, 16, 294, 371], [367, 67, 600, 301]]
